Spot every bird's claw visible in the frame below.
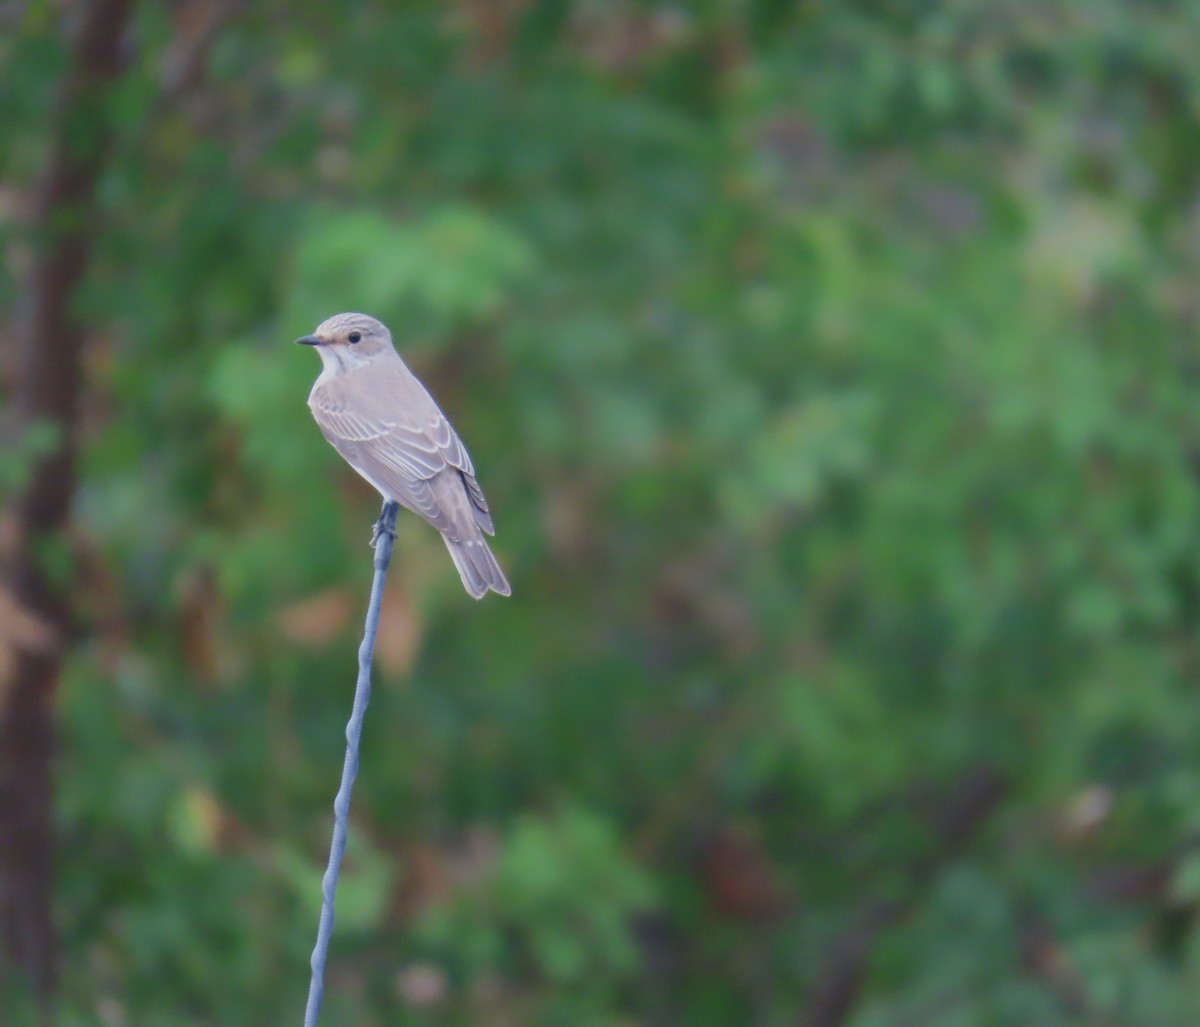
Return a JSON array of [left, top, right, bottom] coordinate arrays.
[[369, 520, 392, 548], [370, 502, 400, 548]]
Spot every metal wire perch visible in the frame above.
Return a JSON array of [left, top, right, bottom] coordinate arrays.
[[304, 499, 400, 1027]]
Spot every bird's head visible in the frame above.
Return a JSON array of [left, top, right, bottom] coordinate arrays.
[[296, 312, 394, 370]]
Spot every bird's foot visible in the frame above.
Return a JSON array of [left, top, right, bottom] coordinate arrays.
[[370, 501, 400, 548]]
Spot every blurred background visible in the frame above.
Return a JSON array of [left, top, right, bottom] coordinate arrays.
[[5, 1, 1200, 1024]]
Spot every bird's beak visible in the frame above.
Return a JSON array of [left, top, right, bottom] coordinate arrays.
[[295, 334, 325, 346]]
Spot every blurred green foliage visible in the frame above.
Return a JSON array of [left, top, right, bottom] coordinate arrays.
[[6, 1, 1200, 1024]]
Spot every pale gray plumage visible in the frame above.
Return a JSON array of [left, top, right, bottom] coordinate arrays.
[[297, 312, 511, 599]]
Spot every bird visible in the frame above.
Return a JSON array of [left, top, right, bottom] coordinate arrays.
[[296, 312, 511, 599]]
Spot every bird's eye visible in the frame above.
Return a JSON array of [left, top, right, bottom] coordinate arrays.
[[348, 331, 362, 344]]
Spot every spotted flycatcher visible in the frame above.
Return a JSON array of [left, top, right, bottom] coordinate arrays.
[[297, 312, 511, 599]]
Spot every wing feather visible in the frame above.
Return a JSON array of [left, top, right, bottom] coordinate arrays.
[[309, 359, 496, 535]]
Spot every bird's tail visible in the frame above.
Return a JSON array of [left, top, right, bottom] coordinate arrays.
[[443, 531, 511, 599]]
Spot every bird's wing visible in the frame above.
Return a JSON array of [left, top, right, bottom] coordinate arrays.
[[310, 364, 495, 534], [390, 386, 495, 533]]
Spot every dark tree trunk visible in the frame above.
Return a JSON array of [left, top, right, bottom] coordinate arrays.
[[1, 0, 136, 1001]]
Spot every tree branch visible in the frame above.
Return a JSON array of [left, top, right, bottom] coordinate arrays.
[[304, 500, 400, 1027], [799, 768, 1009, 1027]]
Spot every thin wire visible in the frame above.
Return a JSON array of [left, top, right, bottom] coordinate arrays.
[[304, 499, 399, 1027]]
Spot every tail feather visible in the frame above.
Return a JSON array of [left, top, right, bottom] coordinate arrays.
[[443, 532, 511, 599]]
